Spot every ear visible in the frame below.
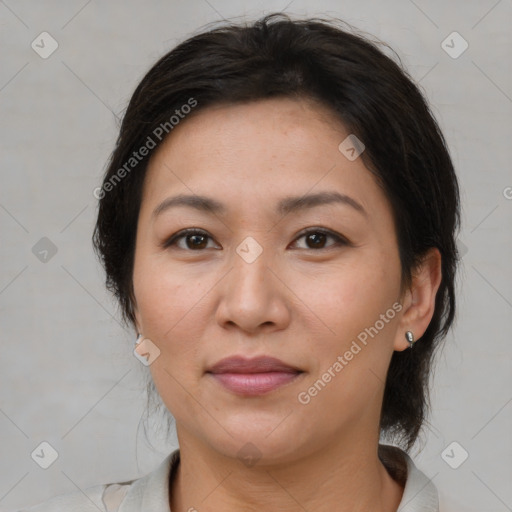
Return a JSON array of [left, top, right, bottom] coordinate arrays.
[[394, 247, 442, 351]]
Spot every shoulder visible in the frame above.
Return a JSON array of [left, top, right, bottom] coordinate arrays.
[[400, 452, 439, 512], [13, 450, 180, 512], [13, 482, 111, 512], [379, 444, 439, 512], [13, 481, 135, 512]]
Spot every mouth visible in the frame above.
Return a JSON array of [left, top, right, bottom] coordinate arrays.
[[205, 355, 305, 396]]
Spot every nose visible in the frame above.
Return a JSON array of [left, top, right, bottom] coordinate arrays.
[[214, 246, 291, 335]]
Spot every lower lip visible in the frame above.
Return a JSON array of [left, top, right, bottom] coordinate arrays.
[[208, 371, 302, 396]]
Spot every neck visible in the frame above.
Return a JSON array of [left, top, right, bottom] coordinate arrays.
[[170, 431, 404, 512]]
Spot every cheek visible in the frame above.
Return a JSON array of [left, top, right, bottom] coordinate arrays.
[[133, 257, 205, 367], [135, 251, 196, 327], [292, 253, 398, 338], [292, 261, 399, 422], [289, 251, 401, 399], [136, 266, 207, 415]]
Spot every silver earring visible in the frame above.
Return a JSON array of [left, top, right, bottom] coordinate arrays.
[[405, 331, 415, 348], [135, 333, 143, 345]]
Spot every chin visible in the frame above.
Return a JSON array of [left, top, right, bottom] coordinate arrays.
[[196, 415, 313, 466]]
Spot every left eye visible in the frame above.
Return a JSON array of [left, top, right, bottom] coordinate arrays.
[[292, 228, 349, 250], [162, 228, 349, 251]]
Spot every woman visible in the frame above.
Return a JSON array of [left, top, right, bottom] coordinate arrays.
[[21, 12, 460, 512]]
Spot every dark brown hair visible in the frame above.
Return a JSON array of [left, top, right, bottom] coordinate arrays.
[[92, 12, 461, 451]]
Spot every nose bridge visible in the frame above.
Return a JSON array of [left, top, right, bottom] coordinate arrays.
[[215, 232, 288, 332], [230, 233, 274, 299]]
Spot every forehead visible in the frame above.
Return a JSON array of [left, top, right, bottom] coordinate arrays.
[[140, 97, 387, 221]]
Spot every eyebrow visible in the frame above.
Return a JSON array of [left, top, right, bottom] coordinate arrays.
[[152, 191, 367, 219]]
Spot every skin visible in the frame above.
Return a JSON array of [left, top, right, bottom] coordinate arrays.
[[132, 97, 442, 512]]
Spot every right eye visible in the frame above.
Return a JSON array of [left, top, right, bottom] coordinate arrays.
[[162, 228, 219, 251]]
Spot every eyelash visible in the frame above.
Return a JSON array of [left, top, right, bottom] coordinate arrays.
[[162, 227, 351, 251]]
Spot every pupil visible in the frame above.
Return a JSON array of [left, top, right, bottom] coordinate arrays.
[[308, 233, 325, 248], [189, 234, 206, 249]]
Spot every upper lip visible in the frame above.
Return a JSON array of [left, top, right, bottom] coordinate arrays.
[[206, 356, 302, 374]]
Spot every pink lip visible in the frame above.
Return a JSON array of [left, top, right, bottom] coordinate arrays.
[[206, 356, 304, 396]]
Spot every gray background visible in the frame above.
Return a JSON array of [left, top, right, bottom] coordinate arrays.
[[1, 1, 511, 510]]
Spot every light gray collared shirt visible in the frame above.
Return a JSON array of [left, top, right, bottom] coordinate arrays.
[[15, 445, 439, 512]]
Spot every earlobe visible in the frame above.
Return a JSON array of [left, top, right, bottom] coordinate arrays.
[[393, 247, 442, 352]]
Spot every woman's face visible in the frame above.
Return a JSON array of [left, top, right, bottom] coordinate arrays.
[[132, 97, 412, 462]]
